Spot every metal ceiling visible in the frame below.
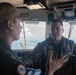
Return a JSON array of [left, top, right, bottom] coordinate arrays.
[[0, 0, 76, 10], [46, 0, 75, 8], [0, 0, 23, 7]]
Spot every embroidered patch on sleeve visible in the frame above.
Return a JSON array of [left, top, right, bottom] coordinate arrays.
[[16, 64, 26, 75]]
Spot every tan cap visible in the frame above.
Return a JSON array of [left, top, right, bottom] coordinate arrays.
[[0, 2, 20, 23]]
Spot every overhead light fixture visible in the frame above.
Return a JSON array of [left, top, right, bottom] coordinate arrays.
[[57, 4, 74, 10], [24, 2, 45, 10]]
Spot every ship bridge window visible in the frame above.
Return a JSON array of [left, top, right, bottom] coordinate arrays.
[[63, 21, 76, 43], [11, 21, 46, 50]]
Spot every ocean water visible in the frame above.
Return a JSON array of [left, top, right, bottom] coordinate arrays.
[[11, 40, 41, 50]]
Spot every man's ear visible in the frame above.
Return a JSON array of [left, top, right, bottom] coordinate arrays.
[[7, 20, 14, 30]]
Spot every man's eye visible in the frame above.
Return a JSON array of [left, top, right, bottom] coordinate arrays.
[[56, 28, 59, 30]]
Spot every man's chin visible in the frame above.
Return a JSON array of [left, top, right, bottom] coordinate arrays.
[[52, 37, 58, 41], [14, 37, 20, 41]]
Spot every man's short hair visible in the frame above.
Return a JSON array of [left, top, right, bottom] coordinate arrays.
[[52, 19, 63, 26], [0, 2, 20, 23]]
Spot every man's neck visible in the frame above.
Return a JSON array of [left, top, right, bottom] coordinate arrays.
[[54, 37, 62, 44], [0, 34, 12, 47]]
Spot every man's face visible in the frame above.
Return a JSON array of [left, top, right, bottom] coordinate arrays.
[[50, 22, 64, 41], [12, 18, 22, 41]]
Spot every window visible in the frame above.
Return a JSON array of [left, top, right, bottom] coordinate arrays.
[[12, 21, 46, 50], [62, 22, 70, 38], [12, 21, 76, 50], [63, 21, 76, 43]]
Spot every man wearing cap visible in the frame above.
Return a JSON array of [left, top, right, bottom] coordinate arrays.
[[0, 2, 26, 75]]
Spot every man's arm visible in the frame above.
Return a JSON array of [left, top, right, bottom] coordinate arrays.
[[22, 43, 43, 68]]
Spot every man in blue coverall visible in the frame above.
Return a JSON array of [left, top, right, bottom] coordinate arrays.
[[23, 19, 76, 75]]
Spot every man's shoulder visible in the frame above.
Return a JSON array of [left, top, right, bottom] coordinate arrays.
[[38, 37, 50, 45], [35, 38, 50, 49], [63, 36, 75, 44]]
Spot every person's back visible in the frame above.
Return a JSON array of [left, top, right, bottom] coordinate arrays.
[[0, 38, 26, 75]]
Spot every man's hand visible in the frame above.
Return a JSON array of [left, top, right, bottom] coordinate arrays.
[[45, 50, 68, 75]]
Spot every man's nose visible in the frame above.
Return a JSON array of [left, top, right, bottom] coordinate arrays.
[[53, 28, 57, 33]]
